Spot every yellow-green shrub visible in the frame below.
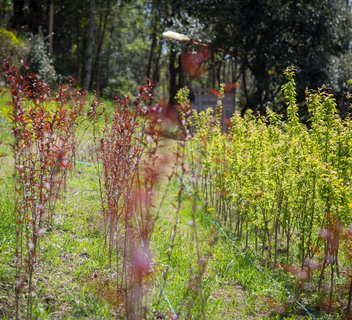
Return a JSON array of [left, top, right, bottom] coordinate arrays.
[[0, 28, 26, 67]]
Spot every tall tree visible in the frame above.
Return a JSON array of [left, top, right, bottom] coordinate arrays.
[[186, 0, 352, 114], [83, 0, 96, 91], [12, 0, 25, 30], [146, 0, 164, 82], [48, 0, 54, 56], [91, 0, 111, 91], [28, 0, 43, 32]]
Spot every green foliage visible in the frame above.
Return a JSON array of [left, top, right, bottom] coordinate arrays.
[[188, 73, 352, 316], [27, 32, 57, 82], [0, 28, 26, 67], [282, 66, 298, 125], [187, 0, 352, 112], [0, 28, 22, 47], [100, 1, 152, 96]]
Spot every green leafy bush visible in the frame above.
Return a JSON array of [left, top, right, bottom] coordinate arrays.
[[0, 28, 26, 67], [27, 32, 57, 83]]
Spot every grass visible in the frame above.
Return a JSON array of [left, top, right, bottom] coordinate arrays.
[[0, 113, 16, 319], [149, 176, 299, 319]]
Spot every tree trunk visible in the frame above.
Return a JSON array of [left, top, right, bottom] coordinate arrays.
[[28, 0, 42, 33], [169, 44, 177, 105], [48, 0, 54, 56], [83, 0, 96, 91], [12, 0, 25, 30], [92, 0, 110, 91], [240, 62, 250, 116], [152, 39, 162, 83], [178, 52, 185, 89], [76, 17, 82, 84], [101, 24, 114, 94], [249, 52, 268, 115], [146, 0, 159, 80]]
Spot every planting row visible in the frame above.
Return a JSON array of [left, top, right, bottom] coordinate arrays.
[[188, 68, 352, 316]]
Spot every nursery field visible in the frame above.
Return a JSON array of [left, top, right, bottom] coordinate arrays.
[[1, 65, 352, 319]]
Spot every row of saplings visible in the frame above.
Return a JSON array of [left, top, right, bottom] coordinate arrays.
[[189, 68, 352, 318]]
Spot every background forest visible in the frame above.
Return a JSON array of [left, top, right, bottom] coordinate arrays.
[[1, 0, 352, 116]]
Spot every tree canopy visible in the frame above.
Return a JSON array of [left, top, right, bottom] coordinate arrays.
[[1, 0, 352, 115], [186, 0, 352, 114]]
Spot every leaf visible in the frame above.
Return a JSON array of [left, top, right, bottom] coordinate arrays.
[[224, 82, 237, 93], [210, 89, 219, 96]]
